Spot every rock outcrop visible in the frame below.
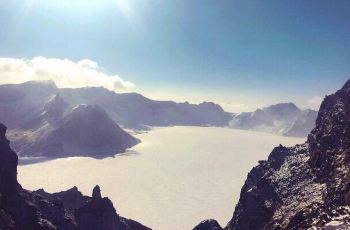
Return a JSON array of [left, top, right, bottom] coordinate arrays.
[[0, 123, 150, 230], [193, 219, 223, 230]]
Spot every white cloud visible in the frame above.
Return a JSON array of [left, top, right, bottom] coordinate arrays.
[[307, 96, 323, 109], [0, 57, 134, 91]]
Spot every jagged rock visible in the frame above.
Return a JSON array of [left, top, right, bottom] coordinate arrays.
[[193, 219, 223, 230], [92, 185, 102, 199]]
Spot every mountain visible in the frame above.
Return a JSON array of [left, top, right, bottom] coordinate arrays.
[[18, 104, 139, 158], [60, 87, 232, 129], [0, 123, 150, 230], [195, 79, 350, 229], [0, 81, 139, 158], [229, 103, 318, 137], [0, 80, 232, 157]]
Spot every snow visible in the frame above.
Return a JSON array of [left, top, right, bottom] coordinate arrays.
[[18, 126, 304, 230]]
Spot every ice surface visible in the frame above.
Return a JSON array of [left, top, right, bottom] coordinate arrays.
[[18, 126, 303, 230]]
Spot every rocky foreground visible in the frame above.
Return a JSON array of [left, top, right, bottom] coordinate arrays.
[[195, 80, 350, 229], [0, 123, 150, 230]]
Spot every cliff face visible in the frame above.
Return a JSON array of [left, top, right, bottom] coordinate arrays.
[[0, 123, 150, 230], [223, 80, 350, 229]]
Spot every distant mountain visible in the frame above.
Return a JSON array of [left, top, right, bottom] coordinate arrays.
[[0, 81, 139, 158], [229, 103, 318, 137], [0, 80, 231, 158], [60, 87, 232, 129], [195, 80, 350, 229], [0, 123, 150, 230]]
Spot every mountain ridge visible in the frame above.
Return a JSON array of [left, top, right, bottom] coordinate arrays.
[[230, 102, 318, 137]]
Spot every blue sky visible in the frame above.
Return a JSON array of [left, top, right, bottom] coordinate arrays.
[[0, 0, 349, 111]]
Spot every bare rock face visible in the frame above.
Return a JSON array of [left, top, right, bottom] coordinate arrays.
[[0, 123, 150, 230]]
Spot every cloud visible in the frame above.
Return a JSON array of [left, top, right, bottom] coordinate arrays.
[[0, 57, 134, 91], [307, 96, 323, 109]]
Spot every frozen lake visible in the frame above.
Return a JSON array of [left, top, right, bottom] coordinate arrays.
[[18, 126, 304, 230]]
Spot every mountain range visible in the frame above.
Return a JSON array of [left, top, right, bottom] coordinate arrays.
[[0, 80, 316, 159], [0, 80, 233, 158], [230, 103, 318, 137], [60, 86, 232, 129]]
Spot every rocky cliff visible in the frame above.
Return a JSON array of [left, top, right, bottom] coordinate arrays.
[[195, 79, 350, 229], [0, 123, 150, 230]]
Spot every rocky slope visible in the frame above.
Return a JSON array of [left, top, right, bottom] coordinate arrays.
[[0, 81, 139, 158], [230, 103, 317, 137], [0, 123, 150, 230], [195, 79, 350, 230]]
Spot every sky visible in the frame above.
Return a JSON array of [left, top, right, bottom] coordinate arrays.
[[0, 0, 349, 112]]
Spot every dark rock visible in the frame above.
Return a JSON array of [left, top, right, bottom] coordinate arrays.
[[193, 219, 223, 230], [92, 185, 102, 199], [0, 123, 20, 196]]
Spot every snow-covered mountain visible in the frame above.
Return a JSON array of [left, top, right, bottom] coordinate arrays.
[[229, 103, 318, 137], [0, 81, 139, 158]]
